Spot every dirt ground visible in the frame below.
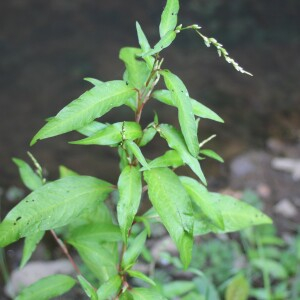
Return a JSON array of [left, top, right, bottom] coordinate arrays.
[[0, 0, 299, 298]]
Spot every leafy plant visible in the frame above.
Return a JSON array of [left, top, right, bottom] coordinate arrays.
[[0, 1, 271, 299]]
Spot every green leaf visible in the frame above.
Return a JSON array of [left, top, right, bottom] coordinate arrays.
[[141, 30, 177, 57], [77, 121, 107, 136], [192, 193, 272, 235], [124, 140, 150, 170], [180, 177, 224, 230], [97, 275, 122, 300], [251, 258, 288, 280], [135, 22, 155, 69], [84, 77, 104, 87], [15, 274, 76, 300], [130, 288, 167, 300], [67, 223, 122, 244], [199, 149, 224, 163], [162, 281, 195, 298], [147, 150, 183, 169], [159, 124, 206, 185], [77, 275, 98, 300], [59, 165, 79, 178], [159, 0, 179, 38], [127, 270, 156, 286], [0, 176, 113, 247], [117, 166, 142, 243], [139, 126, 157, 147], [122, 230, 147, 270], [71, 122, 142, 146], [70, 240, 118, 282], [20, 231, 45, 268], [160, 71, 199, 157], [31, 81, 136, 145], [152, 89, 223, 123], [12, 158, 43, 191], [120, 47, 151, 89], [144, 168, 194, 268], [225, 274, 249, 300]]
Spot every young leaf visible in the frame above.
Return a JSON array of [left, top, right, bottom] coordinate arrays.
[[147, 150, 183, 169], [152, 89, 223, 123], [141, 30, 177, 57], [180, 176, 224, 230], [15, 274, 76, 300], [159, 124, 206, 185], [130, 288, 167, 300], [77, 275, 98, 300], [67, 223, 122, 244], [12, 158, 43, 191], [120, 47, 151, 89], [122, 230, 147, 270], [144, 168, 194, 268], [117, 166, 142, 243], [199, 149, 224, 163], [31, 81, 136, 145], [127, 270, 156, 286], [97, 275, 122, 300], [76, 121, 107, 136], [225, 274, 249, 300], [20, 231, 45, 268], [160, 71, 199, 157], [139, 126, 157, 147], [71, 122, 142, 146], [0, 176, 113, 247], [159, 0, 179, 38], [124, 140, 150, 170], [135, 21, 155, 69]]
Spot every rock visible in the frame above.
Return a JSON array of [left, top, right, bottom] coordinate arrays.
[[5, 259, 74, 298], [274, 199, 298, 218], [272, 157, 300, 181]]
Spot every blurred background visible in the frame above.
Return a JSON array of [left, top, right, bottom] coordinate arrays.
[[0, 0, 299, 299]]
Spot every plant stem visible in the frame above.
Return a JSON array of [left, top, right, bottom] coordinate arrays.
[[50, 229, 81, 276]]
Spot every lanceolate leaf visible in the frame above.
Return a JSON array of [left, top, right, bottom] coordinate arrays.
[[12, 158, 43, 191], [144, 168, 194, 268], [97, 275, 122, 300], [135, 22, 155, 69], [130, 288, 167, 300], [127, 270, 156, 286], [15, 274, 76, 300], [191, 192, 272, 235], [159, 0, 180, 38], [71, 122, 142, 146], [199, 149, 224, 163], [120, 47, 151, 89], [122, 230, 147, 270], [59, 165, 79, 178], [117, 166, 142, 243], [31, 81, 136, 145], [139, 126, 157, 147], [77, 275, 98, 300], [124, 140, 150, 170], [141, 30, 177, 57], [146, 150, 183, 169], [180, 177, 224, 230], [160, 71, 199, 157], [20, 231, 45, 268], [84, 77, 104, 87], [159, 124, 206, 185], [0, 176, 113, 247], [152, 89, 223, 123]]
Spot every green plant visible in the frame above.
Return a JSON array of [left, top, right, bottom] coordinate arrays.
[[0, 1, 271, 299]]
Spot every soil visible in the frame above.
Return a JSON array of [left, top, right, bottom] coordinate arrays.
[[0, 1, 299, 298]]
